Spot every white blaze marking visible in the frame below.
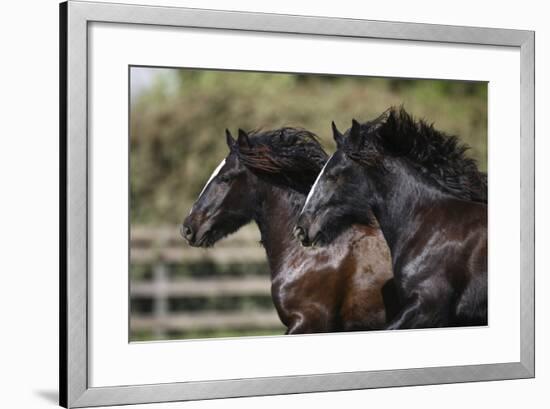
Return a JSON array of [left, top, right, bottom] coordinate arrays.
[[190, 158, 226, 213], [301, 154, 333, 214]]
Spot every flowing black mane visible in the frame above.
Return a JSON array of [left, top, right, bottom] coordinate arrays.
[[345, 107, 487, 203], [237, 127, 328, 193]]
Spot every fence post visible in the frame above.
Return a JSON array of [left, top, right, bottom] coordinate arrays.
[[152, 232, 170, 339]]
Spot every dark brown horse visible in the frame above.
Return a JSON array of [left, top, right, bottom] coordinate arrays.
[[296, 108, 487, 329], [182, 127, 395, 334]]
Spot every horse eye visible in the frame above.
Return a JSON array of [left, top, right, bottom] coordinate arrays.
[[218, 175, 231, 184]]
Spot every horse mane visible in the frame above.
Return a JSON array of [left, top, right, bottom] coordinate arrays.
[[236, 127, 328, 193], [346, 107, 487, 203]]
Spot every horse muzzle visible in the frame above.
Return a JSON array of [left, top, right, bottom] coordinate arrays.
[[180, 221, 197, 244]]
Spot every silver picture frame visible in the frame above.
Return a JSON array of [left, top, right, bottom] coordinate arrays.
[[60, 1, 535, 407]]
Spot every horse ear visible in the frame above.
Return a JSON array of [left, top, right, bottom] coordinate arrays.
[[349, 119, 362, 147], [225, 129, 236, 150], [237, 128, 251, 149], [332, 121, 344, 147]]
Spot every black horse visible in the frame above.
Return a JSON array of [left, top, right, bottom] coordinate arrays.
[[182, 127, 395, 334], [296, 108, 487, 329]]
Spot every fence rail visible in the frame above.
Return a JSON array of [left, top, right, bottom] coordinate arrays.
[[130, 246, 267, 264], [131, 311, 281, 332], [131, 277, 272, 297], [130, 225, 284, 339], [130, 224, 266, 264]]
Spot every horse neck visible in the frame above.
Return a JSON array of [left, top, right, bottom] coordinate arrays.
[[369, 162, 448, 253], [252, 182, 305, 278]]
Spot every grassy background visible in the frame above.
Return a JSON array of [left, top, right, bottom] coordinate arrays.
[[130, 68, 487, 225]]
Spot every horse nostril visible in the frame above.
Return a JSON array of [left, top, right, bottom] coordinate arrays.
[[293, 226, 309, 246], [293, 226, 304, 240], [181, 224, 194, 242]]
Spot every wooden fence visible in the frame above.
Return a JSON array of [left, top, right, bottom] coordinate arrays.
[[130, 225, 284, 339]]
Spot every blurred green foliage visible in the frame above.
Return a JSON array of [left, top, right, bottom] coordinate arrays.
[[130, 68, 487, 225]]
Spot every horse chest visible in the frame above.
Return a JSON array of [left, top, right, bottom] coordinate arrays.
[[271, 248, 346, 306]]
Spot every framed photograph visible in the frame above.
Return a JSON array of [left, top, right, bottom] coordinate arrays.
[[60, 1, 534, 407]]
